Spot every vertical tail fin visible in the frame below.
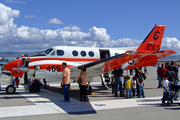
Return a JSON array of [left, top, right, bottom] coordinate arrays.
[[136, 24, 165, 53]]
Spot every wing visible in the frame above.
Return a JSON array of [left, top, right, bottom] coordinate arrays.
[[70, 49, 177, 73]]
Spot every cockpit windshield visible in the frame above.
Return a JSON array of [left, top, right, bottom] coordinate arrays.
[[30, 48, 53, 57], [45, 48, 53, 54]]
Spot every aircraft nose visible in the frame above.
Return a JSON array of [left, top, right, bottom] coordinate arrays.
[[4, 59, 21, 72], [4, 62, 12, 71]]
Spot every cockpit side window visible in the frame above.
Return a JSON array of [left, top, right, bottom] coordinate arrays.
[[50, 51, 55, 56], [57, 50, 64, 56]]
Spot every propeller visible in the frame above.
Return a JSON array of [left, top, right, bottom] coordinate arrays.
[[21, 54, 30, 85]]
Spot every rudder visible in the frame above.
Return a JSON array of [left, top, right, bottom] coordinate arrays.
[[136, 24, 165, 53]]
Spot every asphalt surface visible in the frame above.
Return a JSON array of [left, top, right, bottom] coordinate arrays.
[[0, 66, 180, 120]]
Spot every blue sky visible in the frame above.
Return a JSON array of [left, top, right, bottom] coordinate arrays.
[[1, 0, 180, 54]]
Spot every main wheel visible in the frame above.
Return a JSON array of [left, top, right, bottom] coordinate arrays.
[[6, 85, 16, 94], [87, 85, 92, 95]]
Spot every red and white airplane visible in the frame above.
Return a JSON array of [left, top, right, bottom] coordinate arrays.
[[4, 24, 177, 94]]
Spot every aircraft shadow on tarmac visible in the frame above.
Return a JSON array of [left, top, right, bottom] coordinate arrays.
[[136, 98, 180, 109], [0, 86, 97, 114], [29, 88, 97, 115]]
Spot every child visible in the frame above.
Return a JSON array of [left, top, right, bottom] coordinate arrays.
[[137, 72, 145, 98], [125, 75, 132, 98], [161, 74, 170, 104], [131, 77, 137, 97]]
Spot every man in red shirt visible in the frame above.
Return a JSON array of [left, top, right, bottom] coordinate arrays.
[[157, 63, 167, 88]]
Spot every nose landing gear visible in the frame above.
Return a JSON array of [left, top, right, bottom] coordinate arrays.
[[6, 85, 16, 94]]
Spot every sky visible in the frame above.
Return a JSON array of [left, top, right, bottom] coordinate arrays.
[[0, 0, 180, 54]]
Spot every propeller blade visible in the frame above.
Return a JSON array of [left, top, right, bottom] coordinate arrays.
[[22, 54, 26, 65], [24, 72, 28, 84]]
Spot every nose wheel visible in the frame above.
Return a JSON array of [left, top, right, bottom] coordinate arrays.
[[6, 85, 16, 94]]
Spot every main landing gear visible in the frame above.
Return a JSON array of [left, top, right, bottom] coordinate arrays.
[[87, 83, 92, 95]]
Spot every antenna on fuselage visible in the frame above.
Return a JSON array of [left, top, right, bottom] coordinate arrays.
[[91, 42, 97, 47]]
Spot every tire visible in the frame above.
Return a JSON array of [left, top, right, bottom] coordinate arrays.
[[6, 85, 16, 94], [87, 85, 92, 95]]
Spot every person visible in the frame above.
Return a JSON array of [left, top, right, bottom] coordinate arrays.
[[171, 61, 179, 100], [29, 79, 41, 92], [77, 67, 88, 102], [167, 65, 176, 84], [125, 75, 132, 98], [112, 66, 123, 97], [157, 63, 167, 88], [110, 72, 115, 94], [144, 66, 148, 75], [61, 62, 71, 102], [137, 72, 145, 98], [134, 67, 142, 96], [161, 74, 170, 104], [157, 63, 162, 80], [171, 61, 179, 85], [165, 61, 169, 69], [131, 77, 137, 97]]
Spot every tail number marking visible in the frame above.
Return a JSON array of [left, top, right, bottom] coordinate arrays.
[[47, 65, 61, 72], [146, 44, 160, 52]]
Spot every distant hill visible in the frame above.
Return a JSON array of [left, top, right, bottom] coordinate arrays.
[[160, 55, 180, 61], [0, 51, 41, 58]]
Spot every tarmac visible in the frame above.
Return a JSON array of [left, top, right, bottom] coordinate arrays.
[[0, 66, 180, 120]]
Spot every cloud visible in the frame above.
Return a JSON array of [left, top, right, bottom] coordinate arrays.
[[5, 0, 26, 3], [48, 18, 63, 24], [25, 15, 34, 18], [0, 3, 180, 53], [161, 37, 180, 50], [0, 3, 19, 34]]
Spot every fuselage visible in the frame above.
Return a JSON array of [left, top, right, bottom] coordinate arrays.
[[4, 46, 136, 81]]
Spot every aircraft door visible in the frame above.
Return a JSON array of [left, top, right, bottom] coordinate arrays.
[[99, 49, 110, 59]]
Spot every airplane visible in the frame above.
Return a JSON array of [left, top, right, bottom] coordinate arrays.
[[4, 24, 177, 94]]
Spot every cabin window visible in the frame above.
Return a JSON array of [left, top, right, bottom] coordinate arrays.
[[81, 51, 86, 57], [50, 51, 55, 56], [115, 53, 120, 56], [57, 50, 64, 56], [72, 50, 78, 56], [89, 51, 94, 57]]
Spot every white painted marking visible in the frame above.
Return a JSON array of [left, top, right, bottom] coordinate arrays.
[[0, 86, 163, 118], [0, 84, 163, 118]]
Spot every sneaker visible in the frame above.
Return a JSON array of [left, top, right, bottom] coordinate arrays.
[[162, 101, 166, 104]]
